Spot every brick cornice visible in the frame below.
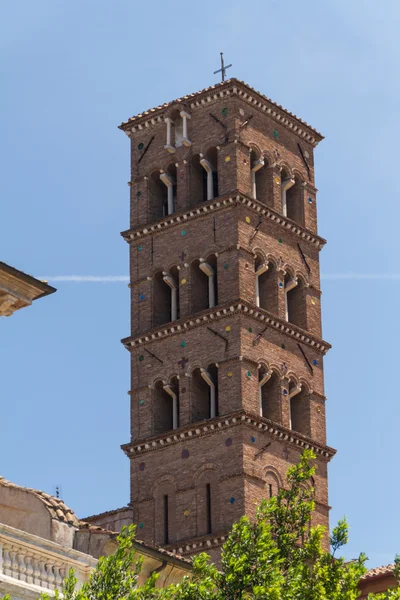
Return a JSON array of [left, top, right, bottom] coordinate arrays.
[[121, 192, 326, 250], [119, 79, 323, 146], [121, 300, 331, 355], [121, 410, 336, 461], [167, 530, 229, 556]]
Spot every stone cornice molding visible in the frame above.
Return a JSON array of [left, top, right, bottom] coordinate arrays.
[[121, 193, 326, 250], [119, 79, 323, 147], [121, 411, 336, 461], [121, 300, 331, 355], [167, 531, 229, 556]]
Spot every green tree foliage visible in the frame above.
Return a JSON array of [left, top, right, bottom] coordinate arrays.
[[2, 451, 399, 599]]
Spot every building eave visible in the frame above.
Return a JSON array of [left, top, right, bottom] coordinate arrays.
[[0, 261, 56, 299], [118, 78, 324, 147]]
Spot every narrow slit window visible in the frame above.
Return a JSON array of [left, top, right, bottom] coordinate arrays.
[[163, 494, 169, 545], [206, 483, 212, 534]]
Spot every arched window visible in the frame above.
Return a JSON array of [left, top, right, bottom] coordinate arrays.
[[164, 110, 191, 153], [159, 164, 177, 216], [149, 165, 177, 221], [162, 266, 180, 322], [259, 368, 281, 423], [289, 385, 309, 436], [149, 172, 167, 222], [191, 255, 218, 313], [153, 268, 180, 327], [285, 274, 307, 330], [190, 154, 207, 203], [250, 149, 265, 200], [265, 470, 280, 498], [191, 363, 218, 422], [281, 169, 295, 218], [286, 176, 305, 226], [154, 379, 179, 434], [255, 255, 278, 313], [199, 148, 218, 201], [153, 271, 171, 327]]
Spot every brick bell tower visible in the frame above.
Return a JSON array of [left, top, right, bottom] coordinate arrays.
[[119, 78, 336, 562]]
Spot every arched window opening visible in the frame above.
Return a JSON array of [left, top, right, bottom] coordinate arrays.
[[149, 172, 168, 222], [281, 169, 295, 218], [284, 273, 298, 323], [285, 275, 307, 330], [265, 471, 280, 498], [164, 375, 180, 430], [191, 154, 208, 203], [199, 254, 218, 308], [159, 164, 177, 216], [255, 256, 278, 314], [259, 369, 281, 423], [191, 255, 218, 313], [289, 385, 309, 436], [165, 110, 191, 153], [286, 176, 305, 226], [153, 271, 171, 327], [162, 266, 180, 322], [190, 259, 208, 313], [199, 148, 218, 201], [154, 380, 177, 434], [250, 150, 265, 200], [191, 364, 218, 423]]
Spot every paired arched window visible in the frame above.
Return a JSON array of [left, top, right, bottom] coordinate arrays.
[[191, 363, 219, 422], [153, 267, 179, 327], [154, 376, 180, 435], [164, 109, 191, 153], [190, 255, 218, 313], [250, 149, 268, 201], [289, 385, 310, 436], [285, 274, 307, 330], [255, 255, 278, 313], [190, 149, 218, 204], [259, 367, 281, 423], [149, 164, 177, 221], [281, 170, 305, 226]]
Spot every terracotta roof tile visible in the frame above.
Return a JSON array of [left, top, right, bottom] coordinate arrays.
[[361, 563, 396, 580], [0, 476, 79, 526]]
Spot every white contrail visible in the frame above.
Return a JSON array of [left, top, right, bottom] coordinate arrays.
[[321, 273, 400, 280], [38, 274, 400, 283]]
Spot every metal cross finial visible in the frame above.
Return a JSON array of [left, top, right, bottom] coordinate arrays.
[[214, 52, 232, 83]]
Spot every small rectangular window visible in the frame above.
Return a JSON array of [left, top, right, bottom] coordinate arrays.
[[206, 484, 212, 534], [269, 483, 273, 498]]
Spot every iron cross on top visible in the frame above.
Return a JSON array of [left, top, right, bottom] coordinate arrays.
[[214, 52, 232, 83]]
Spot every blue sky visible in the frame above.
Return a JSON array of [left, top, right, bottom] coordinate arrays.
[[1, 0, 399, 569]]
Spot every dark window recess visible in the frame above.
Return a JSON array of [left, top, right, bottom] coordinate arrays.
[[163, 494, 169, 545], [206, 484, 212, 534], [269, 483, 273, 498]]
